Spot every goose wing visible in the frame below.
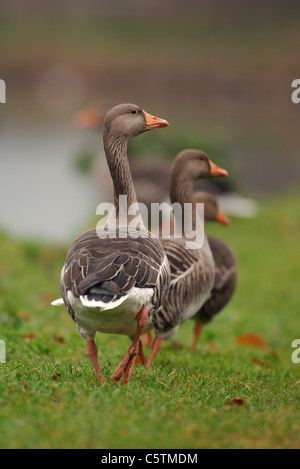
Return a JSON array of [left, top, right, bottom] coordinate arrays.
[[61, 228, 170, 319], [160, 239, 201, 282], [152, 238, 214, 335], [207, 235, 237, 291]]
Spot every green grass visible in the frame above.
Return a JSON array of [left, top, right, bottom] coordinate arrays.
[[0, 190, 300, 449]]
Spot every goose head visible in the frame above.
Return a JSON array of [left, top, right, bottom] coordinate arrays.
[[103, 103, 169, 139], [193, 191, 231, 225], [170, 149, 228, 183]]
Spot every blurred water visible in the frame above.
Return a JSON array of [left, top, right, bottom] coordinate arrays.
[[0, 125, 99, 244]]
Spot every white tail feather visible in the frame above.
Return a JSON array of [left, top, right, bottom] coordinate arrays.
[[79, 294, 129, 310], [51, 298, 64, 306]]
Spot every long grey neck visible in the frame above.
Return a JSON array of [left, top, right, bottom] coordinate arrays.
[[170, 175, 194, 208], [170, 175, 208, 248], [103, 129, 144, 228]]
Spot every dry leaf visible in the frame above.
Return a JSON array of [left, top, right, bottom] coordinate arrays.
[[236, 332, 268, 348], [225, 396, 244, 407], [51, 373, 62, 380], [23, 332, 37, 340], [52, 334, 65, 344]]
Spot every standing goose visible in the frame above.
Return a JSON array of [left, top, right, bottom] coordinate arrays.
[[190, 191, 237, 351], [142, 191, 232, 348], [59, 104, 170, 384], [74, 104, 171, 213], [147, 150, 228, 366]]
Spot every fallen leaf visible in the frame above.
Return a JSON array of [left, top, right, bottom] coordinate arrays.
[[234, 397, 244, 406], [225, 396, 244, 407], [236, 332, 268, 348], [51, 373, 62, 380], [23, 332, 37, 340], [52, 334, 65, 344]]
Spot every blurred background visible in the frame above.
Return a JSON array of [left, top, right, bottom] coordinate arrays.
[[1, 1, 300, 450], [0, 0, 300, 243]]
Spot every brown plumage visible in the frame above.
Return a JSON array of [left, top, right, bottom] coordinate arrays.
[[147, 150, 229, 366], [59, 103, 171, 384], [61, 228, 168, 319]]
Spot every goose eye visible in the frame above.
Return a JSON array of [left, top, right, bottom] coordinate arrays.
[[131, 110, 138, 115]]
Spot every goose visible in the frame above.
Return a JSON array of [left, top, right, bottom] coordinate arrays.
[[74, 104, 171, 214], [190, 191, 238, 351], [141, 190, 232, 348], [147, 150, 228, 366], [57, 103, 170, 384]]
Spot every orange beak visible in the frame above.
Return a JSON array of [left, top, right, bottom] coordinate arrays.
[[143, 110, 169, 130], [216, 210, 231, 226], [208, 160, 229, 178], [73, 109, 103, 129]]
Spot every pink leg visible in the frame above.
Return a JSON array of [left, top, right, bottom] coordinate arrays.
[[110, 306, 149, 384], [142, 331, 153, 348], [146, 335, 163, 368], [138, 339, 148, 366], [87, 339, 105, 384], [191, 323, 203, 351]]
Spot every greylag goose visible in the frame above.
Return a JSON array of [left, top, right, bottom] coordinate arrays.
[[147, 150, 228, 366], [190, 191, 237, 350], [142, 190, 232, 348], [74, 105, 171, 213], [58, 104, 170, 384]]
